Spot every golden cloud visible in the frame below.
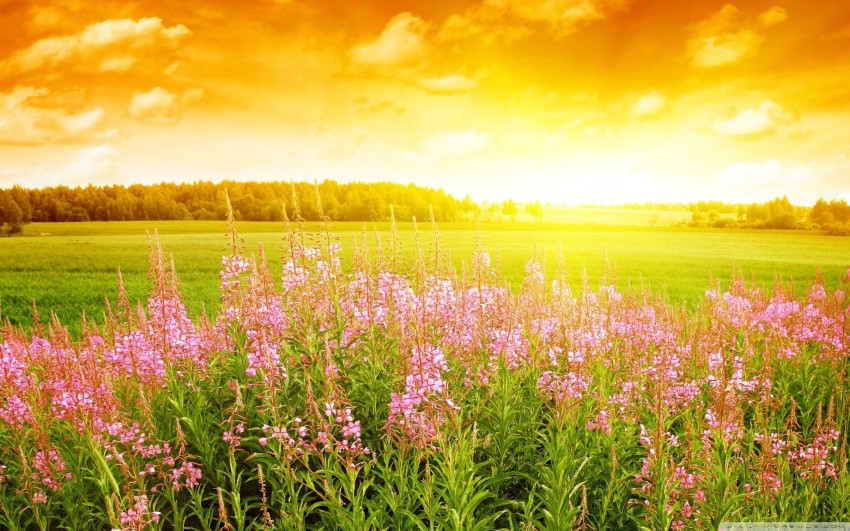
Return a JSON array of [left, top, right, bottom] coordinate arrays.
[[0, 17, 190, 78], [0, 86, 107, 144], [426, 128, 491, 156], [349, 13, 429, 67], [128, 87, 203, 125], [758, 6, 788, 27], [416, 74, 479, 94], [129, 87, 180, 125], [712, 100, 798, 139], [439, 0, 628, 43], [485, 0, 604, 34], [632, 90, 667, 119], [64, 144, 120, 185], [688, 4, 787, 68], [716, 159, 783, 186]]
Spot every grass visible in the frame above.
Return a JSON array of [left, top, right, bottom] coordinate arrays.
[[1, 220, 849, 337]]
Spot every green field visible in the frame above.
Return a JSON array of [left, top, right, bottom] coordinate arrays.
[[1, 220, 848, 336]]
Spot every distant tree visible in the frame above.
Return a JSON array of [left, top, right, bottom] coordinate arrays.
[[459, 195, 479, 222], [525, 201, 544, 223], [766, 213, 797, 230], [0, 191, 25, 235], [502, 200, 518, 222]]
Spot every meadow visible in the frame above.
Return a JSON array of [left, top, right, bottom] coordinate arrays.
[[1, 219, 849, 338], [0, 215, 848, 530]]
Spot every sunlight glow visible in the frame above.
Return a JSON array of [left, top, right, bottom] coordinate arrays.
[[1, 1, 849, 204]]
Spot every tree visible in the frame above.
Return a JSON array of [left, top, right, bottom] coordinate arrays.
[[526, 201, 544, 223], [502, 200, 518, 222], [0, 191, 24, 235]]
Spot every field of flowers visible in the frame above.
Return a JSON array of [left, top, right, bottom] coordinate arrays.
[[1, 211, 848, 530]]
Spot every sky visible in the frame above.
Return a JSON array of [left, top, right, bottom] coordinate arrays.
[[0, 0, 849, 205]]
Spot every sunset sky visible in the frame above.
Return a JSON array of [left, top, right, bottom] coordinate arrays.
[[1, 0, 849, 205]]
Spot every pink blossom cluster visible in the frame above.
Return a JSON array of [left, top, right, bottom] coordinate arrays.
[[537, 370, 591, 414], [114, 494, 161, 531], [388, 345, 456, 447], [32, 449, 71, 492]]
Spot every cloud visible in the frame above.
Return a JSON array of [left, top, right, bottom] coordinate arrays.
[[0, 86, 106, 144], [437, 13, 532, 44], [64, 144, 120, 184], [416, 74, 479, 94], [60, 108, 105, 134], [485, 0, 613, 35], [632, 90, 666, 119], [398, 128, 492, 164], [181, 88, 205, 104], [129, 87, 181, 125], [689, 30, 761, 68], [716, 159, 783, 186], [30, 5, 67, 29], [439, 0, 628, 42], [711, 158, 843, 204], [327, 133, 367, 163], [711, 100, 797, 139], [128, 87, 203, 125], [426, 128, 491, 156], [0, 18, 190, 77], [349, 13, 428, 67], [758, 6, 787, 27], [688, 5, 786, 68], [353, 98, 405, 118]]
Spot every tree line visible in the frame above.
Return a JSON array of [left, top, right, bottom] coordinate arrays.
[[0, 180, 479, 235], [2, 181, 849, 236], [687, 196, 850, 234]]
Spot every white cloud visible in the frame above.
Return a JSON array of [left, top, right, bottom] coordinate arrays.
[[757, 6, 788, 27], [710, 158, 847, 204], [426, 128, 491, 156], [349, 13, 428, 67], [632, 90, 666, 118], [689, 30, 762, 67], [64, 144, 120, 184], [327, 133, 367, 163], [712, 100, 797, 139], [716, 159, 784, 186], [0, 86, 106, 144], [59, 108, 105, 134], [398, 128, 492, 164], [129, 87, 182, 125], [416, 74, 479, 94], [0, 18, 190, 76], [688, 4, 785, 68]]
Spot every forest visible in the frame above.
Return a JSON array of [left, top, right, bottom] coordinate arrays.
[[0, 180, 476, 234]]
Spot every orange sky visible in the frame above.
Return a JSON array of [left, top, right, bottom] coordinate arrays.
[[1, 0, 849, 204]]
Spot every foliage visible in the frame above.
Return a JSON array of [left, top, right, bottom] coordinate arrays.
[[0, 180, 475, 225], [687, 196, 816, 231]]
